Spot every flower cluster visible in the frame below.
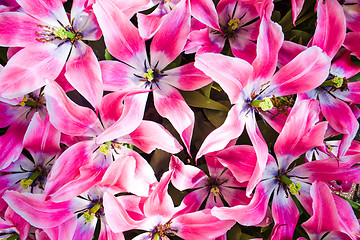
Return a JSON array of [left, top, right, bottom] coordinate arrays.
[[0, 0, 360, 239]]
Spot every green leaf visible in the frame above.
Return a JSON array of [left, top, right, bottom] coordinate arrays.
[[104, 48, 115, 60], [181, 91, 229, 111], [204, 109, 228, 128]]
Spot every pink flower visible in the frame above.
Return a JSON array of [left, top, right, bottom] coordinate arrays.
[[0, 0, 103, 109], [93, 0, 212, 154]]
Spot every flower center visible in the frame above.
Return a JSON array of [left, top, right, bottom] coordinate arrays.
[[36, 23, 82, 44], [150, 221, 177, 239], [320, 75, 349, 92], [275, 169, 302, 196], [19, 165, 48, 192], [83, 203, 102, 223]]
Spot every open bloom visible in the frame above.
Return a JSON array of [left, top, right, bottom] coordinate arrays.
[[93, 0, 212, 154], [194, 2, 331, 194], [43, 79, 182, 202], [211, 99, 360, 239], [185, 0, 261, 63], [279, 0, 360, 157], [102, 170, 236, 240], [0, 0, 103, 109]]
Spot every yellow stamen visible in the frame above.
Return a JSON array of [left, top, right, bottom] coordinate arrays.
[[228, 19, 240, 30], [143, 69, 154, 82], [332, 77, 343, 88], [289, 182, 301, 195], [83, 203, 101, 223], [252, 97, 274, 111], [20, 171, 41, 189], [211, 186, 220, 196], [99, 141, 111, 155]]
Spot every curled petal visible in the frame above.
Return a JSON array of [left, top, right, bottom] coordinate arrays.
[[153, 84, 194, 155], [45, 79, 103, 137], [65, 41, 103, 110]]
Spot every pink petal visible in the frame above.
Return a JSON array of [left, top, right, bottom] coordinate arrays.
[[162, 62, 213, 91], [120, 120, 183, 154], [274, 99, 327, 165], [190, 0, 220, 31], [100, 60, 138, 91], [3, 190, 74, 229], [44, 141, 109, 201], [99, 89, 146, 128], [153, 83, 194, 155], [150, 0, 191, 70], [251, 4, 283, 81], [0, 12, 43, 47], [17, 0, 69, 26], [44, 79, 103, 137], [103, 192, 144, 233], [291, 0, 305, 25], [172, 209, 235, 240], [100, 149, 157, 197], [169, 155, 208, 190], [92, 0, 146, 67], [343, 32, 360, 59], [211, 183, 272, 226], [174, 188, 208, 216], [4, 207, 31, 240], [292, 156, 360, 184], [71, 2, 102, 41], [23, 112, 60, 155], [311, 0, 346, 59], [0, 100, 28, 128], [196, 105, 246, 159], [230, 37, 258, 64], [271, 191, 299, 240], [42, 217, 77, 240], [143, 171, 175, 219], [278, 40, 307, 67], [194, 53, 253, 104], [330, 49, 360, 80], [95, 92, 148, 144], [208, 145, 257, 183], [137, 12, 164, 40], [245, 111, 269, 195], [65, 41, 103, 110], [0, 121, 28, 170], [0, 43, 71, 99], [268, 46, 331, 96], [302, 182, 342, 237], [319, 93, 359, 156], [110, 0, 150, 19]]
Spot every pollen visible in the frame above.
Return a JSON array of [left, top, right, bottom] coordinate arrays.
[[143, 69, 154, 82], [289, 182, 301, 195], [211, 186, 220, 196], [228, 19, 240, 30], [54, 27, 75, 39], [259, 97, 274, 111], [332, 77, 343, 88], [99, 141, 111, 155]]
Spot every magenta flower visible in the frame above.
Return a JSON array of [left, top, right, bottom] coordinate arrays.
[[211, 99, 360, 239], [42, 80, 181, 202], [103, 170, 236, 240], [169, 155, 250, 214], [280, 0, 360, 157], [185, 0, 261, 63], [194, 2, 331, 194], [137, 0, 220, 39], [93, 0, 212, 154], [0, 0, 103, 109]]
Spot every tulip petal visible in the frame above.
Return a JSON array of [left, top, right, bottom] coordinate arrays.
[[65, 41, 103, 110], [150, 0, 191, 70]]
